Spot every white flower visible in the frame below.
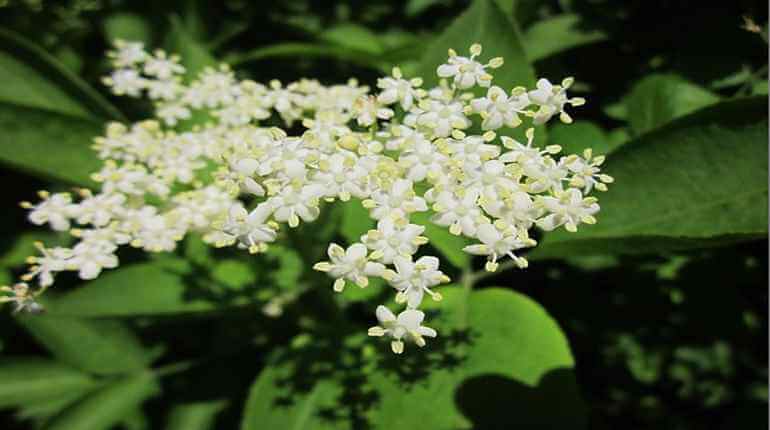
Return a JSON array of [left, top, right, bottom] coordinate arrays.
[[562, 149, 614, 193], [104, 69, 146, 97], [376, 67, 422, 111], [270, 184, 324, 227], [397, 137, 448, 182], [361, 217, 427, 264], [68, 241, 119, 280], [470, 86, 530, 130], [143, 51, 185, 80], [364, 179, 428, 220], [368, 306, 437, 354], [313, 243, 385, 292], [0, 283, 43, 314], [315, 153, 368, 201], [220, 203, 277, 252], [354, 96, 394, 127], [23, 192, 73, 232], [416, 99, 470, 138], [386, 256, 448, 308], [156, 102, 191, 126], [535, 188, 599, 232], [71, 191, 126, 227], [110, 40, 147, 67], [431, 188, 487, 236], [463, 223, 535, 271], [528, 78, 585, 124], [436, 44, 502, 89], [23, 242, 72, 287]]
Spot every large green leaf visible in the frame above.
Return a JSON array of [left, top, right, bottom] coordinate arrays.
[[626, 74, 721, 136], [103, 13, 152, 45], [318, 24, 384, 55], [0, 358, 96, 408], [523, 14, 608, 62], [339, 199, 374, 245], [0, 51, 93, 119], [241, 287, 585, 429], [0, 232, 71, 269], [0, 102, 102, 186], [165, 16, 217, 79], [45, 258, 257, 317], [228, 43, 388, 72], [531, 97, 768, 259], [412, 212, 470, 269], [548, 120, 610, 156], [0, 27, 124, 121], [416, 0, 536, 91], [42, 372, 158, 430], [165, 400, 228, 430], [16, 314, 157, 375]]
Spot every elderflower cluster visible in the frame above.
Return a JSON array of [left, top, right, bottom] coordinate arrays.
[[4, 41, 612, 355]]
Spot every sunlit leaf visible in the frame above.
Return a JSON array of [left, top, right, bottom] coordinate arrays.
[[103, 13, 153, 45], [16, 314, 157, 375], [532, 97, 768, 259], [241, 287, 586, 429], [45, 258, 256, 317], [523, 14, 608, 62], [0, 358, 96, 408], [165, 400, 228, 430], [0, 27, 125, 121], [417, 0, 536, 92], [626, 74, 721, 136], [43, 372, 158, 430], [0, 103, 102, 186]]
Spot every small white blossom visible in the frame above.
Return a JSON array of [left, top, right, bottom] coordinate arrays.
[[368, 306, 437, 354], [314, 243, 386, 292], [385, 256, 448, 308], [22, 192, 73, 232], [470, 86, 530, 130], [528, 77, 585, 124], [535, 188, 599, 232], [361, 217, 427, 264], [376, 67, 422, 111], [463, 223, 535, 271], [436, 43, 503, 89]]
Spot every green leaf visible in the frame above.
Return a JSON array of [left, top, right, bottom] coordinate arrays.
[[523, 14, 608, 62], [0, 27, 125, 121], [0, 232, 71, 269], [16, 313, 156, 375], [164, 16, 218, 130], [0, 51, 93, 119], [165, 16, 217, 78], [318, 24, 383, 55], [45, 258, 255, 317], [241, 287, 586, 429], [0, 103, 102, 186], [339, 199, 374, 245], [229, 43, 387, 72], [532, 97, 768, 259], [0, 357, 96, 408], [43, 372, 158, 430], [626, 74, 721, 136], [416, 0, 536, 91], [103, 13, 153, 45], [165, 400, 228, 430], [412, 212, 470, 269], [548, 120, 609, 155]]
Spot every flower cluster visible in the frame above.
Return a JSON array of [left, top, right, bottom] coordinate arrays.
[[4, 41, 611, 355]]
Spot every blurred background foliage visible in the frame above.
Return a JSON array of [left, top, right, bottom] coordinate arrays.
[[0, 0, 767, 429]]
